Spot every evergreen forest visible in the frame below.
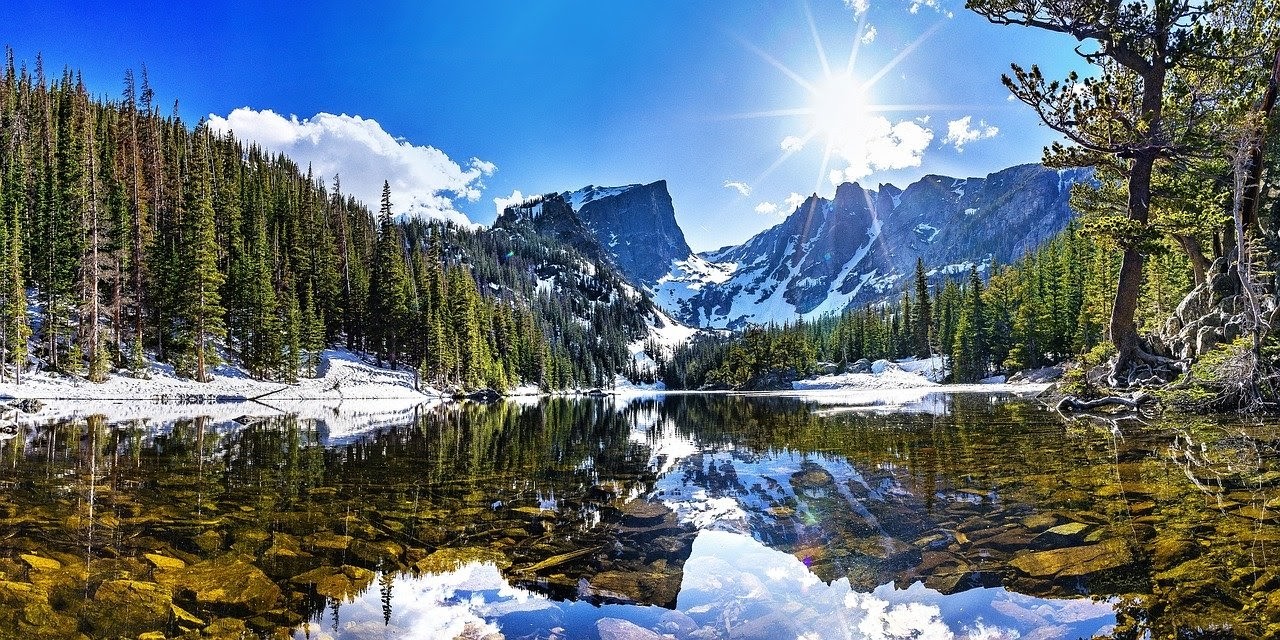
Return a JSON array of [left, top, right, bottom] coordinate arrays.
[[0, 52, 654, 392]]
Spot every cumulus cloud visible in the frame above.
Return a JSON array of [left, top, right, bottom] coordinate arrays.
[[493, 189, 531, 216], [206, 107, 492, 227], [824, 117, 935, 185], [942, 116, 999, 151], [861, 26, 878, 44], [723, 180, 752, 196], [908, 0, 955, 18], [755, 201, 780, 215], [780, 136, 806, 153], [844, 0, 870, 14], [785, 192, 808, 211]]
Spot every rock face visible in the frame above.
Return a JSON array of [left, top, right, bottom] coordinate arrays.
[[572, 181, 692, 286], [652, 164, 1092, 328], [494, 181, 692, 288]]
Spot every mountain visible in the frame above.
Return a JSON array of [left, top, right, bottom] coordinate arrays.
[[569, 182, 693, 285], [497, 164, 1091, 331], [654, 164, 1093, 328]]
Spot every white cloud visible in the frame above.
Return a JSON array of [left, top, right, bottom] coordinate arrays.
[[861, 26, 878, 44], [723, 180, 752, 196], [908, 0, 955, 18], [755, 201, 780, 215], [844, 0, 870, 14], [824, 117, 935, 185], [785, 192, 808, 211], [493, 189, 530, 216], [942, 116, 999, 151], [206, 107, 491, 227], [780, 136, 806, 153]]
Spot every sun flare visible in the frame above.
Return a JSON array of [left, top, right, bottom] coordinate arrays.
[[811, 74, 869, 146]]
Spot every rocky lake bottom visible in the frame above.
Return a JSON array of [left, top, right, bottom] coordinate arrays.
[[0, 392, 1277, 639]]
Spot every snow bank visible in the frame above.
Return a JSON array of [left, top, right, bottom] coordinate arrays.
[[794, 359, 942, 391], [612, 374, 667, 394], [0, 347, 439, 402]]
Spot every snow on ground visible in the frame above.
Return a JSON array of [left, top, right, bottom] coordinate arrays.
[[0, 347, 440, 402], [795, 358, 944, 391], [612, 374, 667, 394]]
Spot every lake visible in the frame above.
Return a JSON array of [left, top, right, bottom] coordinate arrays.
[[0, 391, 1277, 639]]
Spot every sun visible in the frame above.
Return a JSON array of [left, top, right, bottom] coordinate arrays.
[[811, 74, 869, 146], [723, 2, 948, 193]]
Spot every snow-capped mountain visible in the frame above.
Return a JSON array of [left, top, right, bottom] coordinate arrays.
[[656, 164, 1093, 328], [495, 164, 1091, 330]]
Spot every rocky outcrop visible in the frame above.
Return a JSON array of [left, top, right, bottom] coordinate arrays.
[[1161, 257, 1275, 359]]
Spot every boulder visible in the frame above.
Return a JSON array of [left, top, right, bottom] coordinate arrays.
[[167, 556, 281, 615], [290, 565, 375, 601], [1009, 539, 1133, 578], [83, 579, 172, 638], [597, 617, 665, 640], [847, 359, 872, 374]]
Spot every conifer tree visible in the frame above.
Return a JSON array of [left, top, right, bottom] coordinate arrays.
[[367, 181, 410, 367], [178, 127, 225, 382], [912, 258, 931, 358]]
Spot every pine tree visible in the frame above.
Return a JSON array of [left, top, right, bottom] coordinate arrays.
[[366, 181, 410, 367], [912, 257, 931, 358], [177, 127, 225, 381]]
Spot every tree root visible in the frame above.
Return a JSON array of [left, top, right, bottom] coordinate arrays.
[[1057, 392, 1155, 413]]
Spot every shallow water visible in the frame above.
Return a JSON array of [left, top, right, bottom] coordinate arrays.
[[1, 392, 1278, 639]]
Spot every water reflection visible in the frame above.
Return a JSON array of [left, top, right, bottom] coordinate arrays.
[[317, 529, 1115, 640], [0, 392, 1276, 639]]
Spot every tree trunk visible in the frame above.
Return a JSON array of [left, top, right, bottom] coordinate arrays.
[[1240, 43, 1280, 230], [1110, 151, 1156, 377], [1173, 233, 1210, 286]]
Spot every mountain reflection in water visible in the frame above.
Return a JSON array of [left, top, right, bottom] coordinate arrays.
[[0, 392, 1276, 639]]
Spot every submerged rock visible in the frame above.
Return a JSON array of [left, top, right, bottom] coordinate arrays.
[[84, 579, 172, 638], [167, 556, 281, 615], [0, 580, 81, 639], [1009, 539, 1134, 578], [597, 617, 665, 640], [413, 546, 511, 575], [289, 565, 375, 601]]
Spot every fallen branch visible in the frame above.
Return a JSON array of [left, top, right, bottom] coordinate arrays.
[[1057, 393, 1155, 412]]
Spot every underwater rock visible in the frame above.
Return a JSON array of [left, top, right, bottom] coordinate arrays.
[[414, 546, 511, 574], [168, 555, 281, 615], [0, 580, 82, 639], [304, 531, 354, 552], [583, 567, 684, 608], [83, 579, 172, 638], [1009, 539, 1134, 578], [350, 538, 404, 567], [143, 553, 187, 572], [597, 617, 665, 640], [290, 565, 375, 601]]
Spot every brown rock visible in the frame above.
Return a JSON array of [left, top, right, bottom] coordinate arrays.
[[1009, 539, 1133, 578]]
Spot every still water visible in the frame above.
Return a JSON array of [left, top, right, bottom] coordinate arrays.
[[0, 392, 1278, 639]]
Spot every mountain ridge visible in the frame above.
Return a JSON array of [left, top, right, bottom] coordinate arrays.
[[498, 163, 1093, 329]]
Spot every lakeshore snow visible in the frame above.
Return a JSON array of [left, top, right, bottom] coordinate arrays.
[[0, 347, 439, 403]]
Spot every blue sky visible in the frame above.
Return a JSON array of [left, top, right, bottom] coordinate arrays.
[[1, 0, 1083, 250]]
